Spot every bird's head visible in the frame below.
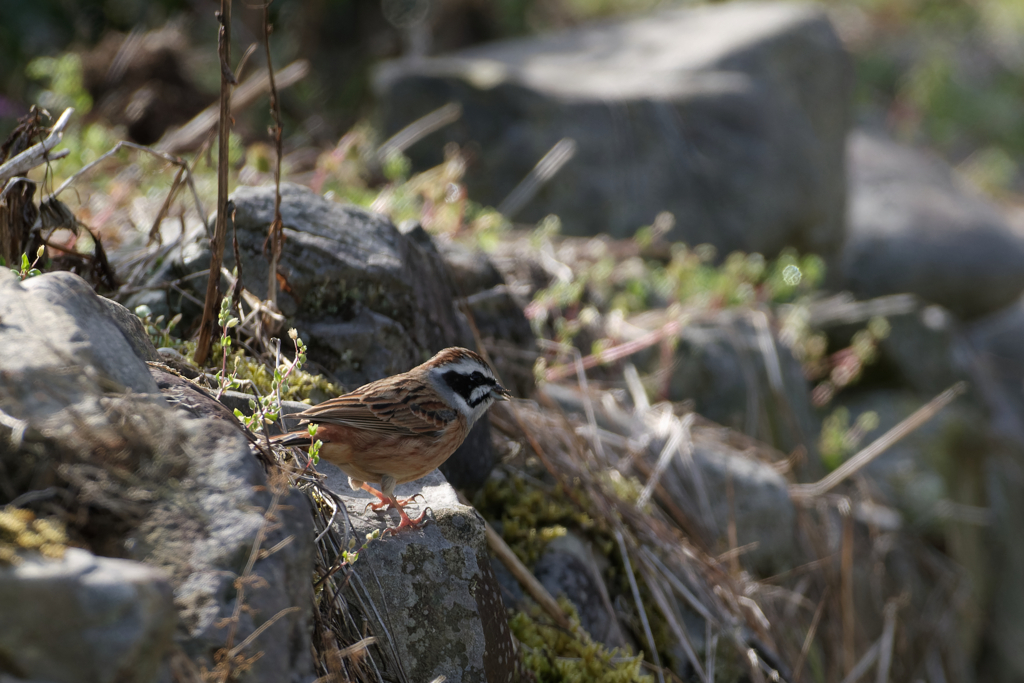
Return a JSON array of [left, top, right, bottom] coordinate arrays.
[[425, 347, 511, 426]]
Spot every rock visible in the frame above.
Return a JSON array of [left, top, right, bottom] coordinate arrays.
[[184, 183, 473, 389], [0, 270, 161, 411], [130, 419, 316, 683], [0, 548, 175, 683], [538, 383, 800, 576], [533, 532, 630, 649], [375, 2, 852, 258], [0, 270, 316, 683], [841, 130, 1024, 319], [661, 311, 823, 479], [319, 463, 519, 683], [968, 297, 1024, 418], [96, 296, 162, 362], [664, 427, 798, 576], [434, 236, 536, 400]]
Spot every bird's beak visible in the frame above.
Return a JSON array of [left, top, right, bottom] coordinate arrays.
[[493, 384, 512, 401]]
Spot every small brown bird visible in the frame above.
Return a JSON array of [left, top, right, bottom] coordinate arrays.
[[272, 347, 510, 532]]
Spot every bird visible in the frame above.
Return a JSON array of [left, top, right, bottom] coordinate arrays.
[[271, 347, 510, 532]]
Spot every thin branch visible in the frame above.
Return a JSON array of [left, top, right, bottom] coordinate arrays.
[[0, 108, 74, 181], [263, 0, 285, 312], [195, 0, 234, 367]]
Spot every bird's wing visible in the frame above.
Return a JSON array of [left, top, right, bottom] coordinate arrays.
[[296, 377, 455, 436]]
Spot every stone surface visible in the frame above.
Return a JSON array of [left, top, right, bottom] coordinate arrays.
[[533, 532, 630, 649], [665, 427, 798, 576], [319, 463, 518, 683], [0, 270, 316, 683], [968, 297, 1024, 419], [375, 1, 852, 258], [841, 130, 1024, 319], [130, 419, 316, 683], [0, 270, 161, 416], [660, 311, 823, 479], [178, 183, 472, 389], [538, 382, 799, 576], [0, 549, 175, 683]]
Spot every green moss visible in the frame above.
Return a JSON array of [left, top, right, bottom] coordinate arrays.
[[512, 599, 653, 683], [475, 473, 598, 565]]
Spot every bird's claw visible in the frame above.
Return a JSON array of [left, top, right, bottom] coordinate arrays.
[[383, 506, 433, 536]]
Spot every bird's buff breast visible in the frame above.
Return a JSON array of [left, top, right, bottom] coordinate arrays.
[[315, 423, 467, 485]]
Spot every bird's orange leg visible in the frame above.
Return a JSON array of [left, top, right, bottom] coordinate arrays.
[[358, 483, 424, 512], [386, 496, 431, 534]]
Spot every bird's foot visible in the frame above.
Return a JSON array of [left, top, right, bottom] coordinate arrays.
[[363, 493, 423, 513], [384, 506, 432, 536]]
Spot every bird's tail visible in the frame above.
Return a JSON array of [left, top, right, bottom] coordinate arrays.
[[269, 431, 312, 449]]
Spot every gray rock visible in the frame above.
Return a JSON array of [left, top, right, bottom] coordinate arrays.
[[533, 532, 630, 649], [319, 463, 519, 683], [663, 311, 823, 480], [841, 130, 1024, 318], [0, 548, 175, 683], [968, 297, 1024, 418], [0, 270, 160, 416], [538, 383, 800, 575], [96, 296, 162, 362], [435, 237, 536, 400], [182, 183, 472, 389], [375, 2, 852, 258], [130, 418, 315, 683], [0, 270, 316, 683], [662, 427, 798, 576]]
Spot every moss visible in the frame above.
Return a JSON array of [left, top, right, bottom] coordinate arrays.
[[511, 599, 652, 683], [0, 507, 68, 565], [474, 472, 598, 566]]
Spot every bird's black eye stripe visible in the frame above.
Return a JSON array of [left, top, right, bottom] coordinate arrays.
[[443, 369, 496, 406]]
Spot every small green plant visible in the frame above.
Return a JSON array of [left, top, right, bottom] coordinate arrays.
[[819, 407, 881, 471], [6, 246, 46, 280], [214, 293, 241, 397]]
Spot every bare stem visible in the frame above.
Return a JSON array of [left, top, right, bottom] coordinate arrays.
[[195, 0, 234, 366]]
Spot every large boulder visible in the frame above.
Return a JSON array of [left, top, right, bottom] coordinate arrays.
[[375, 1, 852, 258], [841, 130, 1024, 319], [0, 271, 316, 683]]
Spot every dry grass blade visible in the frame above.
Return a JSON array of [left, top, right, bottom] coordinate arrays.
[[790, 382, 967, 499], [838, 640, 880, 683], [875, 602, 898, 683], [792, 588, 828, 683], [615, 529, 666, 683], [46, 140, 210, 236], [377, 102, 462, 159], [498, 137, 577, 220], [636, 413, 692, 509], [641, 558, 709, 683]]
